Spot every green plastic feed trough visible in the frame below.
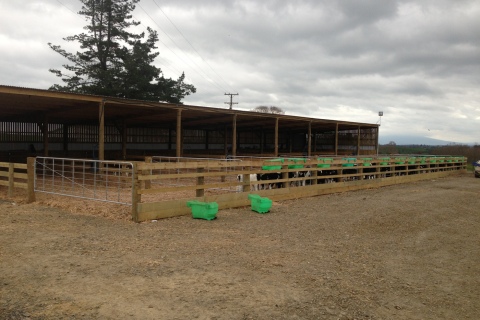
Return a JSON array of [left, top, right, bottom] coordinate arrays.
[[342, 157, 356, 167], [262, 158, 284, 171], [248, 194, 272, 214], [407, 157, 417, 165], [317, 157, 333, 168], [186, 201, 218, 220], [288, 158, 306, 169], [362, 157, 373, 166], [378, 157, 390, 166]]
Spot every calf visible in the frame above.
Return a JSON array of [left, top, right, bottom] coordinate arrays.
[[257, 172, 282, 189], [236, 174, 259, 192], [289, 170, 312, 187]]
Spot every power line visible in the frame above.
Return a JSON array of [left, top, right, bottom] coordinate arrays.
[[137, 2, 227, 93], [150, 0, 235, 93]]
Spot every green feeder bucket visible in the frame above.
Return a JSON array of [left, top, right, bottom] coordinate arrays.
[[378, 157, 390, 166], [248, 194, 273, 214], [407, 157, 417, 165], [262, 158, 284, 171], [394, 157, 406, 165], [317, 157, 333, 168], [342, 157, 356, 167], [287, 158, 306, 169], [362, 157, 373, 166], [186, 201, 218, 220]]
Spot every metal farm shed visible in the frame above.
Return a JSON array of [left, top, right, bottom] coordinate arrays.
[[0, 85, 379, 162]]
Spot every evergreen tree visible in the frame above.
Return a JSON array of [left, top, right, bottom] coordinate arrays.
[[48, 0, 195, 103]]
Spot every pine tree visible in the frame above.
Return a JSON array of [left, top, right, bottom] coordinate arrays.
[[48, 0, 196, 103]]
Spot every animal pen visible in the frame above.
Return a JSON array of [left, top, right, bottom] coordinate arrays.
[[0, 85, 467, 221], [2, 155, 465, 222]]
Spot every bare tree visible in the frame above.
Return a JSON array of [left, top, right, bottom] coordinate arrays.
[[252, 105, 285, 114]]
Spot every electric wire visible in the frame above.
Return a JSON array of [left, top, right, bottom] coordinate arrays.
[[54, 0, 234, 98], [150, 0, 235, 93], [136, 2, 228, 93]]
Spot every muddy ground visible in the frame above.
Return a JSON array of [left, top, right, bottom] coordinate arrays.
[[1, 173, 479, 319]]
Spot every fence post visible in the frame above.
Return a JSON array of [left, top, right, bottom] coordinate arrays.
[[27, 157, 36, 203], [8, 163, 14, 198], [282, 164, 289, 189], [144, 156, 152, 189], [311, 167, 318, 185], [131, 162, 140, 222], [196, 167, 205, 197]]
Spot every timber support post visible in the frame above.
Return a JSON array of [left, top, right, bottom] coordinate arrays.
[[8, 163, 14, 198], [176, 109, 182, 157], [99, 100, 105, 160], [131, 162, 140, 222], [27, 157, 35, 203], [196, 167, 205, 197]]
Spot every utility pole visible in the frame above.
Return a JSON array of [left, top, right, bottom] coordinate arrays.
[[224, 93, 238, 110]]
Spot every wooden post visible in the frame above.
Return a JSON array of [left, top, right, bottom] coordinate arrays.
[[63, 124, 68, 156], [144, 157, 152, 189], [274, 118, 279, 157], [357, 126, 361, 156], [196, 167, 205, 197], [122, 120, 127, 160], [168, 128, 173, 151], [43, 115, 49, 156], [261, 130, 265, 154], [244, 173, 251, 192], [308, 122, 312, 157], [232, 114, 237, 156], [282, 164, 289, 189], [335, 123, 339, 156], [224, 125, 228, 156], [311, 168, 318, 185], [205, 130, 209, 151], [131, 162, 140, 222], [8, 163, 14, 198], [27, 157, 35, 203], [99, 100, 105, 160], [176, 109, 182, 157]]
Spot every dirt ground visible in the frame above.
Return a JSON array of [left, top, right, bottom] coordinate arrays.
[[1, 172, 479, 320]]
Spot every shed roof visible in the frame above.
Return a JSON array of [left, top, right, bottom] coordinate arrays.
[[0, 85, 377, 133]]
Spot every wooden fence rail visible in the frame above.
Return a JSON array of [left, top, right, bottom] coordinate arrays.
[[132, 156, 467, 222], [0, 158, 35, 202], [0, 156, 468, 222]]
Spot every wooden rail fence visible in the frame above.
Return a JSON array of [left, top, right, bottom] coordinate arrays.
[[0, 156, 468, 222], [132, 156, 467, 222], [0, 158, 35, 202]]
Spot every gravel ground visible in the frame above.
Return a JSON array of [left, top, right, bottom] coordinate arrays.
[[1, 172, 479, 319]]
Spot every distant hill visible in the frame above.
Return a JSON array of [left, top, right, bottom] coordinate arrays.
[[379, 135, 459, 146]]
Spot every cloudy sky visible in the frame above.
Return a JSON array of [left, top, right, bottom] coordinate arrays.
[[1, 0, 479, 144]]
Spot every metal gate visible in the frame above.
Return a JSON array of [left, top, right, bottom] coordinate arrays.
[[34, 157, 134, 205]]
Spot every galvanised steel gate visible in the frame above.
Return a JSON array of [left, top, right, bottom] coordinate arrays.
[[34, 157, 134, 205]]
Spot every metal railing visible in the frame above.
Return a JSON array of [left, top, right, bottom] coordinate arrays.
[[34, 157, 134, 205]]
